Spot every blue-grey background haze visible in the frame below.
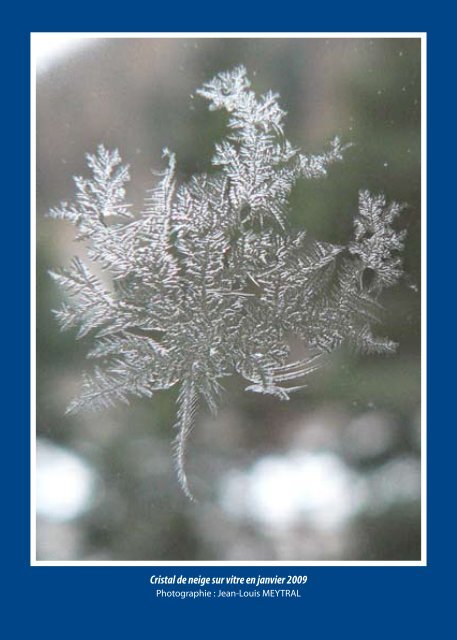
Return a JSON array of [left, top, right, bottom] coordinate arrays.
[[36, 37, 421, 561]]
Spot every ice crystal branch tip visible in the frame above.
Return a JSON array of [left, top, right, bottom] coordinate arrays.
[[49, 67, 406, 499]]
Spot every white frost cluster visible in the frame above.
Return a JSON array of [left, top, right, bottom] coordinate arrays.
[[49, 67, 406, 498]]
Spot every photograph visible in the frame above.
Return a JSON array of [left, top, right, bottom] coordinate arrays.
[[34, 34, 422, 562]]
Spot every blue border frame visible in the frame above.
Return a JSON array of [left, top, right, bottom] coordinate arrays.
[[7, 3, 449, 634]]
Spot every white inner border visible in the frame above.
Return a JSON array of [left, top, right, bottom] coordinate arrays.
[[30, 32, 427, 567]]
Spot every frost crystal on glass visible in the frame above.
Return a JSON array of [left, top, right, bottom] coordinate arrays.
[[49, 67, 406, 499]]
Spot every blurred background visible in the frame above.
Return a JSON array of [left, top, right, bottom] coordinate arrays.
[[36, 37, 421, 561]]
